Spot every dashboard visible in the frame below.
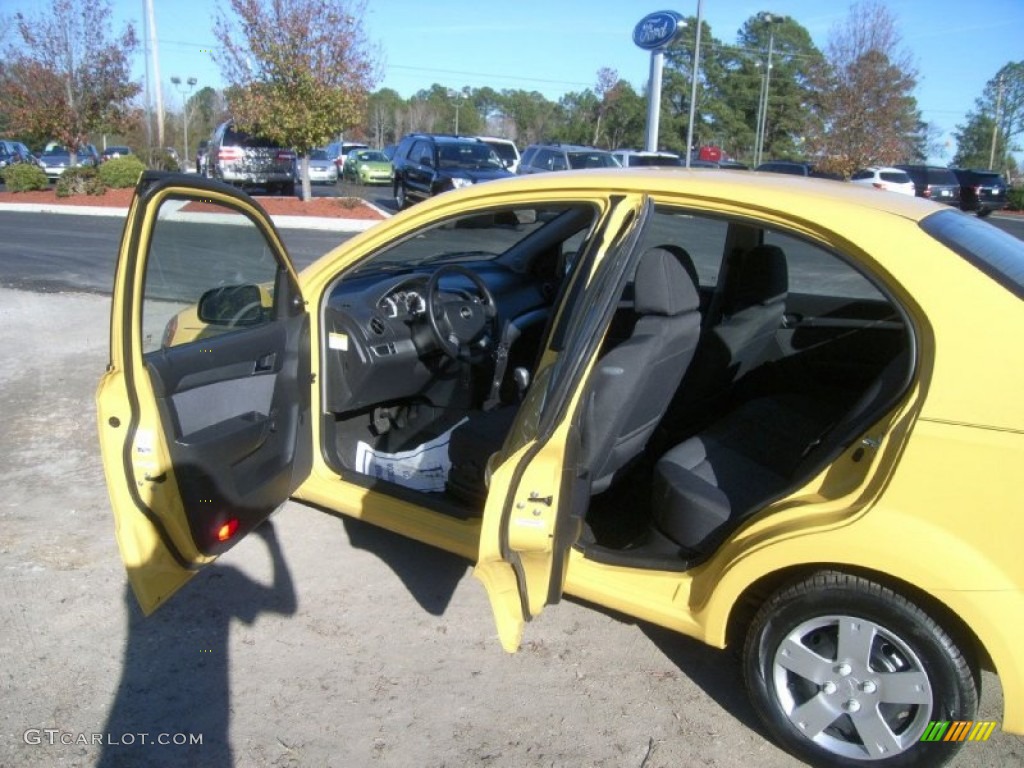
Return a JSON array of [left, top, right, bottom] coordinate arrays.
[[322, 262, 556, 414], [378, 287, 427, 320]]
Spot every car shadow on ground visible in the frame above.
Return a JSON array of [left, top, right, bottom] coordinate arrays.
[[339, 515, 472, 616], [636, 622, 766, 734], [97, 523, 296, 768]]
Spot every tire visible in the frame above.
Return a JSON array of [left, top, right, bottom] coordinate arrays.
[[395, 180, 408, 209], [282, 181, 295, 197], [977, 208, 992, 219], [743, 571, 977, 768]]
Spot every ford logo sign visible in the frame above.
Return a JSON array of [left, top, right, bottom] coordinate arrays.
[[633, 10, 685, 51]]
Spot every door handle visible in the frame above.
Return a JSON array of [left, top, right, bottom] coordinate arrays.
[[254, 352, 276, 373], [527, 492, 553, 506]]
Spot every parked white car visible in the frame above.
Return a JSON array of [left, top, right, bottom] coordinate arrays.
[[849, 166, 916, 195], [476, 136, 521, 173]]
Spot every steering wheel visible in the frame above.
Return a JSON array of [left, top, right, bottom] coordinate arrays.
[[425, 265, 498, 362]]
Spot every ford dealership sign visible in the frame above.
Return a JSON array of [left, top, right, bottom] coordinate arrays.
[[633, 11, 685, 51]]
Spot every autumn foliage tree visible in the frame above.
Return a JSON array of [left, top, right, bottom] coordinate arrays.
[[805, 1, 921, 177], [0, 0, 139, 164], [214, 0, 377, 200]]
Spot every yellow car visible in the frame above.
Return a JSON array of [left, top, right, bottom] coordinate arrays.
[[98, 170, 1023, 767]]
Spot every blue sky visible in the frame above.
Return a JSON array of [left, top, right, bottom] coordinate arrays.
[[5, 0, 1023, 163]]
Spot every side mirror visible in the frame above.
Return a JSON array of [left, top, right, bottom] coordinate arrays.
[[198, 284, 265, 326]]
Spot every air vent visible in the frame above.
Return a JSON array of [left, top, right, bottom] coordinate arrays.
[[368, 315, 387, 335]]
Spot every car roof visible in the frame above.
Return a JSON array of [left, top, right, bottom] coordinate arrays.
[[407, 134, 483, 145], [528, 143, 608, 152], [437, 168, 941, 224], [615, 149, 679, 156]]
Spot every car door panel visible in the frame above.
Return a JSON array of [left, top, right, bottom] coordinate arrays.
[[98, 173, 311, 614], [778, 293, 906, 385], [475, 194, 651, 651]]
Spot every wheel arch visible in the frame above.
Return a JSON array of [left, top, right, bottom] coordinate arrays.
[[721, 563, 990, 680]]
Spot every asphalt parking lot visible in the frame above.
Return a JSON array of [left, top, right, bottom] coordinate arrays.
[[0, 195, 1022, 767]]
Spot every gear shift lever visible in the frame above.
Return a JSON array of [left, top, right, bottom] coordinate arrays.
[[483, 320, 520, 411]]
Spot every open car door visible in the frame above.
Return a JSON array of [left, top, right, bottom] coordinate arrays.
[[97, 173, 312, 614], [474, 195, 651, 651]]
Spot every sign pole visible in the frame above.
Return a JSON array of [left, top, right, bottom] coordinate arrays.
[[634, 11, 686, 155], [645, 51, 664, 152]]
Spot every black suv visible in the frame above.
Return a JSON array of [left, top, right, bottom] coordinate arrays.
[[755, 160, 842, 180], [951, 168, 1007, 217], [894, 165, 960, 206], [391, 134, 512, 207], [518, 143, 620, 174]]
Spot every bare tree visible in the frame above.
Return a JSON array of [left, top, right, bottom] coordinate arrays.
[[0, 0, 139, 163], [805, 1, 920, 177], [214, 0, 378, 199], [591, 67, 619, 146]]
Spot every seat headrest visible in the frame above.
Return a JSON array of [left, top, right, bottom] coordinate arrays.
[[723, 244, 788, 312], [654, 244, 700, 288], [634, 247, 700, 316]]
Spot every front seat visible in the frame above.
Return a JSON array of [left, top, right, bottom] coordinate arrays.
[[581, 246, 701, 493], [447, 246, 701, 503]]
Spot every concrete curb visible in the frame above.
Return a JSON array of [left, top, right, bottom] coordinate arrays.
[[0, 201, 387, 232]]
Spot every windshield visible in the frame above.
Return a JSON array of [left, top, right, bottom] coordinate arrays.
[[921, 209, 1024, 299], [351, 204, 589, 274], [224, 127, 279, 148], [567, 152, 619, 169], [926, 169, 957, 185], [437, 143, 503, 171], [626, 154, 682, 167], [484, 142, 518, 165], [353, 150, 388, 163], [309, 150, 328, 160]]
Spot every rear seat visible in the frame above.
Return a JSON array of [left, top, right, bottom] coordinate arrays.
[[651, 351, 910, 552]]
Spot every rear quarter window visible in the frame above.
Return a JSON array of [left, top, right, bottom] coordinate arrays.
[[920, 209, 1024, 299], [881, 171, 911, 184]]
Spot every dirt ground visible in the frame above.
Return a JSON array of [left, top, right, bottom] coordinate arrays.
[[0, 286, 1021, 768]]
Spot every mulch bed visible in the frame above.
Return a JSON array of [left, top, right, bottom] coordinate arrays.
[[0, 186, 384, 219]]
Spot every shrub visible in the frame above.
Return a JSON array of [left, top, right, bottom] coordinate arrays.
[[98, 156, 146, 188], [1007, 187, 1024, 212], [2, 162, 49, 192], [149, 151, 181, 172], [56, 166, 107, 197]]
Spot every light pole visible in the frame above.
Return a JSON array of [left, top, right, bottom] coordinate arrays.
[[753, 12, 785, 167], [989, 74, 1005, 170], [170, 76, 198, 169], [753, 60, 766, 160], [448, 87, 469, 135], [684, 0, 704, 168]]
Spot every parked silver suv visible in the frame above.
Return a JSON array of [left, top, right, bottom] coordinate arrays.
[[207, 120, 296, 195], [517, 143, 620, 174]]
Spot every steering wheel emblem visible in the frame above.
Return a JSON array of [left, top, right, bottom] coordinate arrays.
[[459, 305, 473, 319]]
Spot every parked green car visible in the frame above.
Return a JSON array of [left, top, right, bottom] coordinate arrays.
[[342, 149, 394, 185]]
